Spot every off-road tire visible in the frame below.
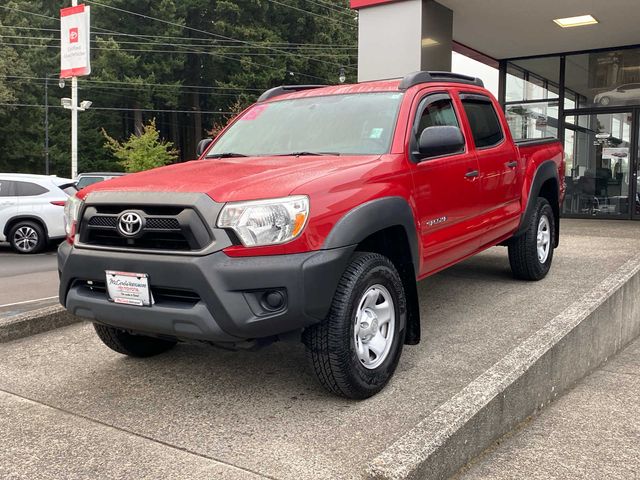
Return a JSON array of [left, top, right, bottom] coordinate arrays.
[[508, 197, 555, 281], [302, 252, 406, 399], [8, 220, 46, 254], [93, 324, 177, 357]]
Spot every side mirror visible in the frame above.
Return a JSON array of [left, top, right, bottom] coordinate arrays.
[[417, 126, 465, 159], [196, 138, 213, 157]]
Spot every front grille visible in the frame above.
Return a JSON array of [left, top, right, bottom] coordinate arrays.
[[79, 205, 212, 252], [145, 218, 180, 230], [77, 280, 201, 306]]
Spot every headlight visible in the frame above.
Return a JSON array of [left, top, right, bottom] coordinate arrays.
[[217, 195, 309, 247], [64, 194, 84, 238]]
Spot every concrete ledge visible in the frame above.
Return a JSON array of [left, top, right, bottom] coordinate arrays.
[[368, 254, 640, 480], [0, 305, 80, 344]]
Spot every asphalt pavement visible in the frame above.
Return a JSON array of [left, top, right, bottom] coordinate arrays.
[[0, 242, 61, 317], [0, 219, 639, 479]]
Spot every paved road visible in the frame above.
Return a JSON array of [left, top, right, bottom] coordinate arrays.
[[0, 220, 639, 479], [0, 242, 61, 317], [459, 337, 640, 479]]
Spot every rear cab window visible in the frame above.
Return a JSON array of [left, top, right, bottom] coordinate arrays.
[[460, 95, 504, 149]]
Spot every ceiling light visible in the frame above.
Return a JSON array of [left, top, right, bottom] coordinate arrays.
[[421, 37, 440, 47], [553, 15, 598, 28]]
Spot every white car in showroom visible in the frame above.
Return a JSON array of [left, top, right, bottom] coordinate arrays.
[[594, 83, 640, 106], [0, 174, 76, 253]]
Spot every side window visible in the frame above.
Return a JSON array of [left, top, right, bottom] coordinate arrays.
[[15, 181, 49, 197], [462, 98, 504, 149], [0, 180, 16, 197], [415, 94, 460, 141]]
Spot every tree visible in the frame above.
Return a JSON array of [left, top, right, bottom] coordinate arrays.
[[102, 119, 178, 172]]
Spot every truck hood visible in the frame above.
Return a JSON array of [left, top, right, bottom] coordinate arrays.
[[80, 155, 381, 203]]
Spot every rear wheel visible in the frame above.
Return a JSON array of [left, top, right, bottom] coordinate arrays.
[[303, 252, 406, 399], [508, 197, 555, 281], [93, 324, 177, 357], [9, 220, 46, 254]]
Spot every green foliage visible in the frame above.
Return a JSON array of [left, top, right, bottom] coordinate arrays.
[[0, 0, 357, 175], [103, 119, 178, 172]]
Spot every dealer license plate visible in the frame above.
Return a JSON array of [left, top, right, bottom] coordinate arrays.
[[105, 270, 153, 306]]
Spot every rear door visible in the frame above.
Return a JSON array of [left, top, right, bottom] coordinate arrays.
[[459, 93, 522, 246], [408, 91, 483, 276], [0, 180, 18, 241]]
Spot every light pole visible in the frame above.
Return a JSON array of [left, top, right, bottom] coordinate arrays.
[[61, 93, 92, 179], [44, 75, 65, 176]]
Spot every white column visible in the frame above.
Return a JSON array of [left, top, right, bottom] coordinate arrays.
[[356, 0, 453, 82]]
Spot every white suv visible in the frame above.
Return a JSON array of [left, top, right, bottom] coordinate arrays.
[[0, 174, 76, 253]]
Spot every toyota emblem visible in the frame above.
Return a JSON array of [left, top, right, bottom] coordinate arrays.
[[117, 211, 143, 237]]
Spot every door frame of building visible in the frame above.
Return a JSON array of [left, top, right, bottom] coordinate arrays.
[[562, 106, 640, 220]]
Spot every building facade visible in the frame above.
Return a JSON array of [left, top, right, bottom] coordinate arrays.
[[351, 0, 640, 220]]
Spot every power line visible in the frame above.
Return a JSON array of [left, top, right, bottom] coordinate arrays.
[[5, 75, 266, 92], [0, 5, 343, 80], [83, 0, 354, 70], [302, 0, 355, 17], [0, 24, 358, 48], [0, 102, 234, 115], [4, 36, 358, 55], [263, 0, 356, 27]]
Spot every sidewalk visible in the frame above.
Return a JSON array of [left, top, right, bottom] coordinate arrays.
[[458, 338, 640, 480]]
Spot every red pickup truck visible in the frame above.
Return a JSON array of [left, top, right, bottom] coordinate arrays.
[[59, 71, 565, 399]]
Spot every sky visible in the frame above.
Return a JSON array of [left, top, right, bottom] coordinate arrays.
[[452, 52, 499, 96]]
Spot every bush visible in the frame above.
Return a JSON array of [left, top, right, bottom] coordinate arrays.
[[102, 119, 178, 173]]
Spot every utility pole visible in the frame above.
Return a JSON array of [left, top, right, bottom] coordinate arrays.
[[71, 0, 78, 179], [44, 77, 49, 176], [60, 0, 91, 179]]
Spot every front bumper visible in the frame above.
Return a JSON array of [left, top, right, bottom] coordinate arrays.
[[58, 242, 355, 343]]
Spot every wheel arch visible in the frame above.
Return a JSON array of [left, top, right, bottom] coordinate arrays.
[[323, 197, 421, 345], [4, 215, 49, 239], [515, 160, 560, 247]]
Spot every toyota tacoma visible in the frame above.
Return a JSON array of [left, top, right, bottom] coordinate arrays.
[[58, 71, 565, 399]]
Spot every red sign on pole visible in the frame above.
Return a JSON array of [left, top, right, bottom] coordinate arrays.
[[60, 4, 91, 78]]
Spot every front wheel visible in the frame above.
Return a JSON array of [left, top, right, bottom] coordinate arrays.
[[303, 252, 406, 399], [508, 197, 555, 281], [93, 324, 177, 357]]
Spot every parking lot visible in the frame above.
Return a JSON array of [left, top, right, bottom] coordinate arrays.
[[1, 219, 639, 479], [0, 243, 60, 318]]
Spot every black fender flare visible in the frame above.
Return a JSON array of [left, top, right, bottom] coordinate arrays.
[[514, 160, 560, 244], [323, 197, 422, 345], [322, 196, 420, 274]]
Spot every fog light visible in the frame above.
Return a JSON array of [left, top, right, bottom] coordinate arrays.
[[263, 290, 285, 310]]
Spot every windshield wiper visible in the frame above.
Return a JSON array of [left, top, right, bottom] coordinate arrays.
[[207, 152, 249, 158], [276, 151, 341, 157]]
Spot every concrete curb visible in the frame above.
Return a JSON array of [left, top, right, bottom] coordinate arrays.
[[368, 254, 640, 480], [0, 305, 80, 344]]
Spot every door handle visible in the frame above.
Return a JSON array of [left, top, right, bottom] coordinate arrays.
[[506, 161, 518, 168], [465, 170, 479, 178]]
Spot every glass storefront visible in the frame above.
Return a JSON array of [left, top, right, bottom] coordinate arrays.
[[564, 112, 632, 216], [502, 45, 640, 219]]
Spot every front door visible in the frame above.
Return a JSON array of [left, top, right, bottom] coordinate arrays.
[[408, 92, 483, 276]]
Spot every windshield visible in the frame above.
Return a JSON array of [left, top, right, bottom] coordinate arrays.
[[207, 92, 403, 157]]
